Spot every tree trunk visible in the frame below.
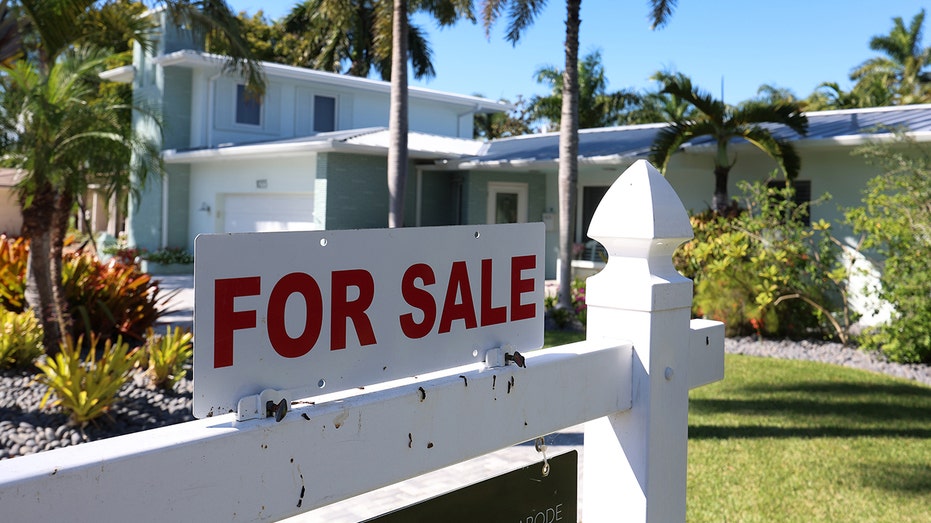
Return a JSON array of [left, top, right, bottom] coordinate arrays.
[[21, 182, 64, 353], [50, 190, 74, 342], [387, 0, 409, 228], [557, 0, 581, 311], [712, 164, 730, 214]]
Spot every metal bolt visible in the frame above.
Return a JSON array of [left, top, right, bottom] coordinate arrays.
[[664, 367, 674, 381], [266, 398, 288, 422]]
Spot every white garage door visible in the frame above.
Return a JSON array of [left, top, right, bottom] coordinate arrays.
[[223, 194, 317, 233]]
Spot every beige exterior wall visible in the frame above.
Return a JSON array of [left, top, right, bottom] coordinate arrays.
[[0, 187, 21, 236]]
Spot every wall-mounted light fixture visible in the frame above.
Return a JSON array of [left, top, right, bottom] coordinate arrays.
[[199, 202, 211, 213]]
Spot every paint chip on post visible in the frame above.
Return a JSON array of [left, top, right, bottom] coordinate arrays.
[[192, 224, 545, 419]]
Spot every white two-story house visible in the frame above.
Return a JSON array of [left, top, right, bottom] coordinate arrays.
[[107, 10, 511, 259]]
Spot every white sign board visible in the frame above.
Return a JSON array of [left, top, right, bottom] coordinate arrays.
[[193, 223, 545, 418]]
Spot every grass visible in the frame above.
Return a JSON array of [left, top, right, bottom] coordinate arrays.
[[689, 354, 931, 522], [543, 331, 931, 522]]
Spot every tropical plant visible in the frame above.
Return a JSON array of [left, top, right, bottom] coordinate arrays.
[[623, 71, 694, 124], [846, 133, 931, 363], [4, 0, 262, 353], [61, 252, 170, 343], [529, 49, 639, 131], [0, 307, 44, 368], [282, 0, 445, 80], [804, 79, 896, 111], [481, 0, 677, 311], [36, 334, 142, 425], [649, 72, 809, 213], [850, 9, 931, 105], [0, 234, 27, 311], [473, 94, 533, 139], [141, 326, 193, 390], [676, 180, 854, 341], [0, 50, 161, 352]]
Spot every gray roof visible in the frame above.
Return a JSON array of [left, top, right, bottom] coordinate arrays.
[[164, 104, 931, 166], [459, 104, 931, 168]]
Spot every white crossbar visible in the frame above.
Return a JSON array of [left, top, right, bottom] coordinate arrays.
[[0, 340, 631, 522]]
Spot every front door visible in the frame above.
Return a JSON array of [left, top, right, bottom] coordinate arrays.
[[486, 182, 528, 224]]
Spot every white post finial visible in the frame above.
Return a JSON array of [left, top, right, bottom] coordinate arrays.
[[583, 159, 696, 522]]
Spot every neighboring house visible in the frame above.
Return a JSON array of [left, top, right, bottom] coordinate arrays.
[[105, 14, 931, 283], [0, 169, 22, 236]]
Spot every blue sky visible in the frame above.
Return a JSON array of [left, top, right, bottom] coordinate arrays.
[[227, 0, 929, 106]]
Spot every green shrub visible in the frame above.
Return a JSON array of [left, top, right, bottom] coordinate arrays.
[[141, 326, 193, 390], [102, 244, 193, 265], [36, 335, 141, 425], [0, 308, 44, 368], [676, 179, 855, 341], [143, 247, 193, 265], [847, 135, 931, 363]]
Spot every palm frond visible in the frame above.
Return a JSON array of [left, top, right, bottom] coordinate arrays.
[[647, 0, 677, 30], [504, 0, 547, 45]]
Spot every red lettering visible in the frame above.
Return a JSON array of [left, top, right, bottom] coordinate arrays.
[[330, 269, 377, 350], [267, 272, 323, 358], [439, 261, 478, 333], [400, 263, 436, 339], [480, 258, 507, 326], [214, 277, 260, 368], [510, 255, 536, 321]]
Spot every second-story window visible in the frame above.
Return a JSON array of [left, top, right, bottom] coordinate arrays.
[[313, 95, 336, 132], [236, 84, 262, 126]]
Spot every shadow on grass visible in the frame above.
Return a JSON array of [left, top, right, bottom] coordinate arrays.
[[689, 396, 931, 423], [857, 462, 931, 494], [689, 377, 931, 439], [688, 424, 931, 439]]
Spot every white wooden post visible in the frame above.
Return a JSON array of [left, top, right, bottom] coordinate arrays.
[[583, 159, 704, 522]]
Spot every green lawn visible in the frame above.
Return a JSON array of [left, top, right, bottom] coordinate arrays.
[[543, 332, 931, 522], [689, 354, 931, 522]]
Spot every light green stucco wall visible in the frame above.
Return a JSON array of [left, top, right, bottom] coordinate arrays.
[[318, 153, 418, 230]]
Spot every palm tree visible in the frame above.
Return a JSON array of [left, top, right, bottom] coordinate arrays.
[[385, 0, 473, 228], [805, 79, 895, 111], [851, 9, 931, 105], [529, 49, 639, 131], [283, 0, 440, 80], [649, 72, 809, 213], [622, 71, 694, 124], [4, 0, 262, 351], [0, 50, 160, 351], [481, 0, 678, 311]]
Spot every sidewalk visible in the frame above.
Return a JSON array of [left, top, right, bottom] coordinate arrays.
[[153, 274, 194, 331], [152, 274, 587, 521]]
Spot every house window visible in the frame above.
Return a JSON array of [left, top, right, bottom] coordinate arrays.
[[766, 179, 811, 226], [236, 84, 262, 126], [313, 95, 336, 132]]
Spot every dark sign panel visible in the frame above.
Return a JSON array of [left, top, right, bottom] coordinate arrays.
[[366, 451, 577, 523]]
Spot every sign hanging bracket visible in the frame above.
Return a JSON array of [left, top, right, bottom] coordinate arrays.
[[237, 388, 290, 422]]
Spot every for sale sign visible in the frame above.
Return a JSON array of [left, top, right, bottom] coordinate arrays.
[[192, 223, 544, 418]]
